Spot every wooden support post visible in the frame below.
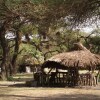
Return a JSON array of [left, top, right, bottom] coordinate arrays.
[[96, 70, 100, 85]]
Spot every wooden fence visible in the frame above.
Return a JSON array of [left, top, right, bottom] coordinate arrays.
[[33, 71, 99, 87]]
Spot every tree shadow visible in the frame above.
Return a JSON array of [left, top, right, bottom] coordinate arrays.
[[8, 83, 26, 87], [8, 83, 100, 90], [0, 93, 100, 100]]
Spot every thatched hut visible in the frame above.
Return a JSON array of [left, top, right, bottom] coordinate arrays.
[[41, 42, 100, 87], [18, 55, 40, 73], [42, 49, 100, 70]]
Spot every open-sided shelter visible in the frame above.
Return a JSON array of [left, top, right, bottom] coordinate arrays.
[[38, 43, 100, 87]]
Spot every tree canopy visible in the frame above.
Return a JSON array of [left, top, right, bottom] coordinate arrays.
[[0, 0, 100, 80]]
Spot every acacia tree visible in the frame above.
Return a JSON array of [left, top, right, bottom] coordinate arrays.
[[0, 0, 28, 79], [0, 0, 100, 80], [0, 0, 19, 79]]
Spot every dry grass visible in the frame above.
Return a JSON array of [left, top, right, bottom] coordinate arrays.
[[0, 81, 100, 100], [13, 73, 33, 81]]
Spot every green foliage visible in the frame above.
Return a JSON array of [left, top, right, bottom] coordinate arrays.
[[7, 76, 14, 81], [18, 43, 43, 65], [90, 36, 100, 45], [0, 0, 100, 23], [0, 0, 100, 80], [21, 24, 38, 35]]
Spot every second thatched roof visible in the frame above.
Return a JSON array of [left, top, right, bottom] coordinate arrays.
[[42, 43, 100, 69]]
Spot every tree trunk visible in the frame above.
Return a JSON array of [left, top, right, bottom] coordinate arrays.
[[11, 31, 21, 74], [0, 63, 7, 80], [0, 30, 10, 80], [0, 19, 13, 80]]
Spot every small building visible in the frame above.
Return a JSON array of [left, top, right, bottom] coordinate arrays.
[[18, 55, 40, 73], [35, 42, 100, 87]]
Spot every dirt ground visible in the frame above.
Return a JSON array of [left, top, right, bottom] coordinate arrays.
[[0, 81, 100, 100]]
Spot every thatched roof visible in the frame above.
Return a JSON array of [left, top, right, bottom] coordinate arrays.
[[42, 43, 100, 69]]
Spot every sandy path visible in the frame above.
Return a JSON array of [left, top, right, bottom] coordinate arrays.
[[0, 81, 100, 100]]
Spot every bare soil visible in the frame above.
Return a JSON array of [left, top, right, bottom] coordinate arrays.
[[0, 81, 100, 100]]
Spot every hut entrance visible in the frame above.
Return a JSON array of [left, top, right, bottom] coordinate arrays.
[[67, 68, 79, 87], [48, 71, 68, 87], [48, 68, 79, 87]]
